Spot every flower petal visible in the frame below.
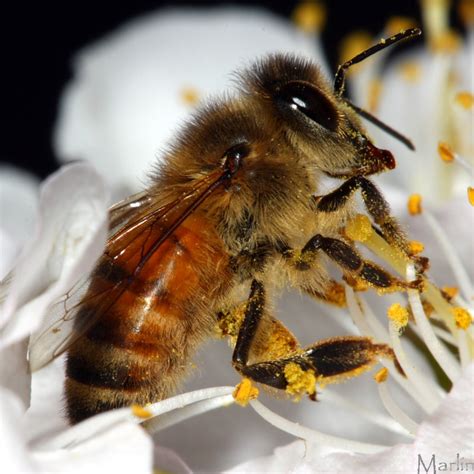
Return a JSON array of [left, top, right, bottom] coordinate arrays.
[[54, 7, 326, 192], [0, 165, 39, 247], [154, 445, 193, 474], [0, 162, 109, 348], [0, 340, 30, 408], [32, 418, 153, 474], [0, 387, 37, 472]]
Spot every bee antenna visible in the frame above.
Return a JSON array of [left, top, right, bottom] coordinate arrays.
[[334, 27, 422, 97], [345, 100, 415, 151]]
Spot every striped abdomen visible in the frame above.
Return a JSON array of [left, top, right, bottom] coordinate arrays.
[[65, 213, 231, 423]]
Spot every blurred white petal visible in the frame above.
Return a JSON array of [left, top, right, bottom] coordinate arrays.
[[154, 445, 192, 474], [0, 165, 39, 244], [0, 166, 39, 278], [0, 339, 30, 408], [26, 357, 68, 440], [0, 228, 18, 280], [0, 162, 109, 348], [0, 387, 36, 473], [55, 7, 326, 192]]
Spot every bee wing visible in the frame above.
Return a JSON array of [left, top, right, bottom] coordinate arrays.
[[28, 190, 159, 371], [28, 171, 225, 371], [108, 190, 153, 235]]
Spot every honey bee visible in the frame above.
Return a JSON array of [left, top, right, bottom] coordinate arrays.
[[30, 28, 422, 424]]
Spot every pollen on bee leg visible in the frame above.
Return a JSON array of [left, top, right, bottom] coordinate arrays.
[[374, 367, 389, 383], [387, 303, 409, 333], [345, 214, 373, 242], [408, 194, 423, 215], [233, 378, 259, 407], [283, 362, 316, 401], [216, 305, 246, 345], [131, 404, 153, 419], [324, 280, 347, 307], [343, 274, 369, 292], [291, 1, 326, 34], [452, 307, 472, 330]]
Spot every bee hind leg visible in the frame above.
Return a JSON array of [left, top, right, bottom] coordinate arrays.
[[232, 279, 394, 399]]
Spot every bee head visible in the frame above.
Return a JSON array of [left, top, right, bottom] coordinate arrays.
[[239, 54, 395, 177]]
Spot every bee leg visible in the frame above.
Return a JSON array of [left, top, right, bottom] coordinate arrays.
[[232, 279, 267, 373], [302, 280, 347, 307], [315, 176, 408, 253], [231, 281, 396, 396], [285, 234, 420, 292]]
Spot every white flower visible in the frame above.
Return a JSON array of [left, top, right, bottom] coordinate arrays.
[[2, 2, 473, 473]]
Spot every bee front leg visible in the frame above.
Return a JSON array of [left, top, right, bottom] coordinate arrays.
[[231, 280, 394, 398], [283, 234, 418, 292], [315, 176, 408, 253]]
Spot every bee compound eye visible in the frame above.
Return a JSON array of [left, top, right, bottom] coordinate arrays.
[[223, 143, 250, 176], [276, 81, 339, 132]]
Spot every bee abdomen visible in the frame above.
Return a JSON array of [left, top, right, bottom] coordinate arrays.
[[65, 333, 182, 423], [66, 353, 152, 391]]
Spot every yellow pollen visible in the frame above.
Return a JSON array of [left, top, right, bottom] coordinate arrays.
[[325, 281, 347, 307], [430, 30, 461, 53], [374, 367, 389, 383], [345, 275, 369, 292], [131, 404, 152, 419], [408, 194, 423, 215], [292, 1, 327, 34], [385, 16, 418, 36], [438, 141, 455, 163], [399, 62, 422, 82], [387, 303, 409, 331], [455, 91, 474, 109], [458, 0, 474, 26], [451, 307, 472, 330], [339, 31, 372, 73], [284, 362, 316, 400], [368, 79, 383, 112], [233, 378, 259, 407], [409, 240, 425, 255], [468, 187, 474, 206], [345, 214, 373, 242], [179, 86, 200, 106], [442, 286, 459, 299]]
